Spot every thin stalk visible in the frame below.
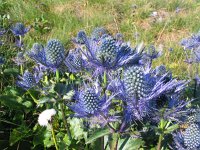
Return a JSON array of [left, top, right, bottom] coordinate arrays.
[[55, 69, 72, 140], [101, 113, 116, 133], [103, 71, 107, 87], [194, 78, 197, 98], [56, 69, 59, 83], [27, 90, 38, 104], [51, 123, 59, 150], [20, 64, 23, 75], [157, 134, 163, 150], [60, 102, 72, 140], [109, 133, 119, 150], [157, 119, 165, 150]]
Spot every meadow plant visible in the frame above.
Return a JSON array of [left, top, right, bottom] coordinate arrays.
[[0, 25, 196, 150]]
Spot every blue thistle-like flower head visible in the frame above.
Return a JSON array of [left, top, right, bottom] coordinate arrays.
[[181, 31, 200, 50], [10, 23, 30, 36], [187, 109, 200, 124], [91, 27, 107, 41], [73, 30, 142, 73], [79, 89, 100, 114], [95, 36, 118, 66], [17, 70, 40, 90], [184, 123, 200, 149], [65, 49, 84, 73], [69, 80, 113, 118], [123, 66, 149, 100], [27, 39, 65, 69], [70, 88, 106, 117], [173, 123, 200, 150], [110, 64, 189, 122], [45, 39, 65, 68]]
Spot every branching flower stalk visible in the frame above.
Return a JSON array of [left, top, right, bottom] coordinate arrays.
[[27, 90, 38, 104]]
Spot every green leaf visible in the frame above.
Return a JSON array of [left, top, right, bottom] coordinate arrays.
[[33, 128, 46, 147], [43, 130, 54, 148], [9, 125, 30, 146], [3, 68, 19, 75], [63, 134, 71, 146], [54, 83, 71, 96], [118, 137, 144, 150], [69, 118, 87, 140], [164, 124, 179, 134], [86, 128, 110, 144], [0, 95, 27, 110]]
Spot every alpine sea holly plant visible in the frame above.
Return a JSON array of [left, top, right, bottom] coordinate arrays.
[[0, 25, 195, 150]]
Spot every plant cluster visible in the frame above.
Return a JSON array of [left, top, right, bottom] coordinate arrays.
[[0, 22, 200, 150]]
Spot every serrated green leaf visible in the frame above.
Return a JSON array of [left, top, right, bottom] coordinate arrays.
[[69, 118, 87, 140], [86, 128, 110, 144]]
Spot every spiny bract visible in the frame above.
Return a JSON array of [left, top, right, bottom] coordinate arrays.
[[96, 36, 117, 66], [184, 123, 200, 149], [45, 39, 65, 68], [79, 89, 100, 114], [123, 66, 148, 99]]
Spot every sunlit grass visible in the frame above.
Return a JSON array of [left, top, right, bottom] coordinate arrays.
[[3, 0, 200, 77]]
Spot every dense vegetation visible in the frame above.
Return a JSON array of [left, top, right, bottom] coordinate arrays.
[[1, 0, 200, 150]]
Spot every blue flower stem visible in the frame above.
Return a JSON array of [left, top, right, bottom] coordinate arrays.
[[51, 123, 59, 150], [27, 90, 38, 104], [55, 69, 72, 140]]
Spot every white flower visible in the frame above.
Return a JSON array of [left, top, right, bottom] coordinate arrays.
[[38, 109, 56, 126]]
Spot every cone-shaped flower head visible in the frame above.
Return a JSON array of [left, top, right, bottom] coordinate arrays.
[[123, 66, 149, 99], [188, 110, 200, 124], [79, 89, 100, 114], [17, 70, 41, 90], [45, 39, 65, 68], [95, 36, 118, 66], [69, 86, 110, 118], [10, 22, 30, 36], [27, 39, 65, 69], [184, 123, 200, 149], [73, 30, 142, 73], [91, 27, 107, 41]]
